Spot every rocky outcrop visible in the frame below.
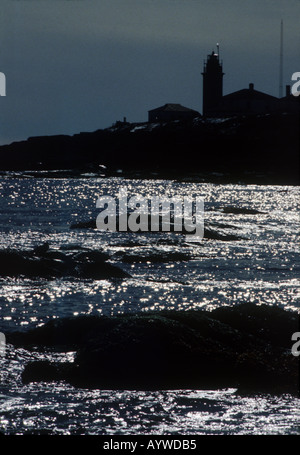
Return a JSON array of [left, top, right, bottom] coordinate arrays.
[[8, 303, 299, 395], [0, 244, 130, 279]]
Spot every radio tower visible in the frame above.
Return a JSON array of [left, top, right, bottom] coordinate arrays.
[[279, 19, 283, 98]]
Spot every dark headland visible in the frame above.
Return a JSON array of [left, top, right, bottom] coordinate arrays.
[[0, 112, 299, 184]]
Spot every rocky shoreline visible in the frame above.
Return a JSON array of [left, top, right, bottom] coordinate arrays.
[[0, 113, 299, 185]]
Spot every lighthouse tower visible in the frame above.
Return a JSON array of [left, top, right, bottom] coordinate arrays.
[[202, 46, 224, 116]]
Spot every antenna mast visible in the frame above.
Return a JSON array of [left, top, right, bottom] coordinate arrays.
[[279, 19, 283, 98]]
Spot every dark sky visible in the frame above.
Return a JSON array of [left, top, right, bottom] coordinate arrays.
[[0, 0, 299, 145]]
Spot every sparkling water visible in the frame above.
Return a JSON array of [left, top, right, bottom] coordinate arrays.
[[0, 176, 299, 435]]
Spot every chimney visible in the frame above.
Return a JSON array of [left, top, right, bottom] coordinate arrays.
[[249, 83, 254, 91], [285, 85, 291, 97]]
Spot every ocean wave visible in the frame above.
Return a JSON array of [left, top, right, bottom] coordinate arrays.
[[112, 250, 192, 263], [219, 206, 265, 215]]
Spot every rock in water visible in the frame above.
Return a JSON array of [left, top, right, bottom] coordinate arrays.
[[9, 304, 299, 395], [0, 245, 130, 279]]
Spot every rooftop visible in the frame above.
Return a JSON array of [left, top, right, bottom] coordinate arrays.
[[222, 84, 278, 101], [148, 103, 200, 114]]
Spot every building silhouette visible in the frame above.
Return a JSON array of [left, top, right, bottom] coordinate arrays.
[[202, 47, 299, 117], [148, 103, 200, 122], [201, 50, 224, 116], [215, 83, 279, 116], [148, 47, 299, 122]]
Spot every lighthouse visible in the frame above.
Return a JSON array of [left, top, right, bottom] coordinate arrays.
[[202, 46, 224, 116]]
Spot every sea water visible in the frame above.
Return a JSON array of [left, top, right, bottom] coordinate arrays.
[[0, 176, 299, 435]]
